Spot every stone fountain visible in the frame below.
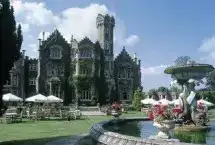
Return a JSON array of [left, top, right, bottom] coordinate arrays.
[[46, 56, 215, 145], [164, 56, 214, 130]]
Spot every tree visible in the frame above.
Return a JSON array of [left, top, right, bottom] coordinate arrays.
[[205, 70, 215, 90], [148, 89, 157, 96], [16, 24, 23, 59], [170, 86, 181, 94], [132, 88, 142, 111], [95, 42, 107, 105], [174, 56, 192, 66], [0, 0, 22, 115], [157, 86, 169, 92], [142, 91, 147, 100]]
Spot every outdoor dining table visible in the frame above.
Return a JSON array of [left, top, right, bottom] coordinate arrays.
[[68, 110, 81, 120], [5, 113, 18, 123]]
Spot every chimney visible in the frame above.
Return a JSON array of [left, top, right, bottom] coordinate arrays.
[[133, 53, 137, 59], [22, 50, 26, 57], [38, 38, 42, 48], [138, 59, 141, 67], [42, 32, 45, 41], [71, 35, 73, 41]]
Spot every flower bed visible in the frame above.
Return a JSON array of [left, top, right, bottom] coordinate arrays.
[[147, 105, 176, 123]]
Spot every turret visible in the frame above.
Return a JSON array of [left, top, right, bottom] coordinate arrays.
[[96, 14, 115, 55]]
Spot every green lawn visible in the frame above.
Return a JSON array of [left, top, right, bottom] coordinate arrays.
[[0, 111, 144, 145]]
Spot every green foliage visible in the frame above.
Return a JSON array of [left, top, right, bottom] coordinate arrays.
[[157, 86, 169, 92], [205, 70, 215, 90], [97, 44, 108, 105], [174, 56, 192, 66], [16, 24, 23, 58], [148, 89, 157, 96], [0, 0, 22, 115], [170, 86, 181, 94], [142, 91, 147, 99], [73, 76, 94, 89], [198, 91, 215, 104], [132, 88, 142, 111]]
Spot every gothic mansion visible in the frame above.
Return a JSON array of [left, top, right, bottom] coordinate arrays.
[[3, 14, 142, 104]]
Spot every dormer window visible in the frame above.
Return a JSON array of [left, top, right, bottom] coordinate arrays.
[[50, 45, 62, 59]]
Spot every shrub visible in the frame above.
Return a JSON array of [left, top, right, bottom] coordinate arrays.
[[132, 89, 142, 111]]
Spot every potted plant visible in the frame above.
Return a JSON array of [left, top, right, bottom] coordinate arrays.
[[148, 105, 175, 139], [111, 102, 122, 118]]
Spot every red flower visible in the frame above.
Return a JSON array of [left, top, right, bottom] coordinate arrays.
[[147, 110, 154, 120], [111, 102, 122, 110], [173, 108, 182, 113]]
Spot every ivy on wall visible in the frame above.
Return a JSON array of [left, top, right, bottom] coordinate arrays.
[[96, 42, 108, 105], [73, 75, 94, 89], [68, 41, 108, 105]]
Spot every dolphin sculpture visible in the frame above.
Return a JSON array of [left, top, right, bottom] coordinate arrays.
[[177, 85, 196, 126]]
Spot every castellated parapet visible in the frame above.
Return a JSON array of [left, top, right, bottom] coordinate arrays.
[[28, 58, 38, 64], [96, 14, 115, 28]]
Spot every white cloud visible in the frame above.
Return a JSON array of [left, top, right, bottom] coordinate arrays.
[[142, 65, 169, 76], [12, 0, 59, 26], [12, 1, 140, 61], [124, 35, 140, 47], [12, 1, 139, 44], [57, 4, 115, 42], [28, 44, 37, 52], [199, 36, 215, 53], [27, 34, 34, 40], [199, 36, 215, 64], [18, 22, 30, 33]]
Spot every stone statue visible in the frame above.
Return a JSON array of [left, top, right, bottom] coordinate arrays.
[[177, 81, 208, 126], [177, 86, 196, 125]]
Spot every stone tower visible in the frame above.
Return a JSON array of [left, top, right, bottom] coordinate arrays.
[[96, 14, 115, 100]]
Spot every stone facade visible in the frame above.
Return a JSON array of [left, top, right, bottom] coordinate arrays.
[[3, 14, 141, 104], [115, 48, 141, 102]]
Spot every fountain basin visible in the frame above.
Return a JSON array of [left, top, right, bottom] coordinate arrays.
[[89, 117, 198, 145], [174, 125, 211, 132]]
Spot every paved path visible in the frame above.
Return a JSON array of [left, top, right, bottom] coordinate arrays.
[[81, 111, 106, 116]]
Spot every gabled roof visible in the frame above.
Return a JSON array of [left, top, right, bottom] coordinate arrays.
[[78, 37, 94, 47], [41, 29, 69, 49], [115, 47, 134, 63]]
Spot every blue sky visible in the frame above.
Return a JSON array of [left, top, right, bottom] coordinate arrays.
[[12, 0, 215, 91]]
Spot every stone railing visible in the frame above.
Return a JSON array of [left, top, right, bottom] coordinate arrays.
[[89, 117, 196, 145]]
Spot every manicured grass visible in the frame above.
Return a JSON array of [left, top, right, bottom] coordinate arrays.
[[0, 111, 145, 145]]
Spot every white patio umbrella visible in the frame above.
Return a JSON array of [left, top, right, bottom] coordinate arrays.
[[197, 99, 214, 107], [3, 93, 23, 102], [47, 95, 63, 103], [159, 99, 171, 106], [141, 98, 158, 105], [25, 94, 47, 102]]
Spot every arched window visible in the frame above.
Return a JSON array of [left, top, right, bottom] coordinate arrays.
[[81, 90, 91, 101], [123, 92, 128, 100], [105, 41, 109, 49], [50, 45, 62, 59]]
